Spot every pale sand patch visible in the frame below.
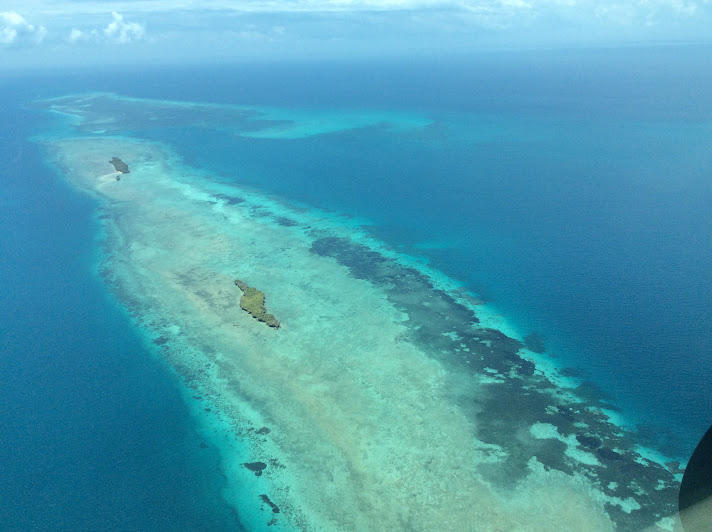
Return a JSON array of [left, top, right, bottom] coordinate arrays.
[[45, 136, 617, 530], [530, 422, 602, 467]]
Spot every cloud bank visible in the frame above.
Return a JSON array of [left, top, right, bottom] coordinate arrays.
[[15, 0, 711, 15], [1, 1, 710, 70], [0, 11, 47, 46], [103, 11, 145, 43], [69, 11, 145, 44]]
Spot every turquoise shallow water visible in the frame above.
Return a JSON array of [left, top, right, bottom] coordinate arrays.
[[138, 72, 712, 457], [35, 126, 680, 529], [2, 47, 712, 529]]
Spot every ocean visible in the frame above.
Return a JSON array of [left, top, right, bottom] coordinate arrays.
[[0, 90, 243, 528], [1, 46, 710, 529]]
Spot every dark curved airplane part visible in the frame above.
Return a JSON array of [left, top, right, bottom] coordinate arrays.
[[679, 425, 712, 531]]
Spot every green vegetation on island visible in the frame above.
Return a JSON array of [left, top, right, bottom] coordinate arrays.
[[109, 157, 130, 173], [234, 279, 280, 329]]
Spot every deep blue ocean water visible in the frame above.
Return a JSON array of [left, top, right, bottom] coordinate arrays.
[[2, 46, 711, 527], [0, 89, 242, 530]]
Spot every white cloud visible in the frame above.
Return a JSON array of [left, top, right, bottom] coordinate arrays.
[[67, 11, 146, 44], [0, 11, 47, 46], [104, 11, 145, 43], [2, 0, 709, 61], [11, 0, 712, 16], [657, 0, 699, 15], [68, 28, 86, 42]]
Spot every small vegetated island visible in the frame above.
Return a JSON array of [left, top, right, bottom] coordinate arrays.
[[234, 279, 280, 329], [109, 157, 130, 173]]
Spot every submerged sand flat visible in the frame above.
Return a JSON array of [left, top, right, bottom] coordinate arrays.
[[37, 94, 681, 531]]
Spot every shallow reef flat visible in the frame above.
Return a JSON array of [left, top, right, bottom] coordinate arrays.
[[40, 118, 681, 530], [32, 92, 432, 139]]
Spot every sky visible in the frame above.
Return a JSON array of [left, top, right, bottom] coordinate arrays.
[[1, 1, 711, 69]]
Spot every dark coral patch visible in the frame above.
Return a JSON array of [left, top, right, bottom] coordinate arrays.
[[555, 406, 576, 421], [259, 494, 280, 513], [576, 434, 602, 449], [597, 448, 623, 461], [524, 332, 546, 354], [559, 367, 584, 378], [515, 359, 536, 376], [214, 193, 245, 205], [243, 462, 267, 476], [268, 458, 285, 469], [307, 233, 680, 530], [275, 216, 298, 227]]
